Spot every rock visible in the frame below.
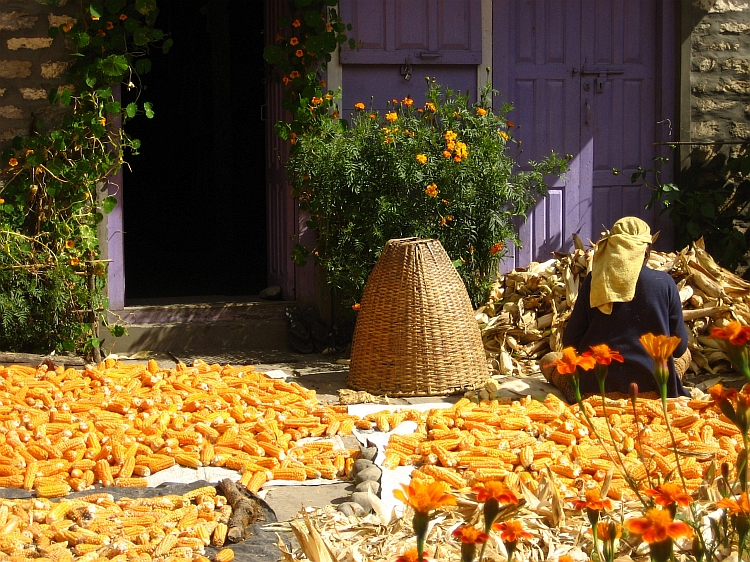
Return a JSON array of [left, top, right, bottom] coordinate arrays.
[[354, 480, 380, 495], [352, 458, 374, 475], [259, 285, 282, 300], [355, 466, 382, 484], [359, 447, 378, 461], [350, 492, 374, 513], [337, 501, 366, 517]]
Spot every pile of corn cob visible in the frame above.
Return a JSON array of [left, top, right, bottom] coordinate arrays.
[[0, 485, 236, 561], [379, 393, 737, 499], [0, 358, 362, 498], [479, 238, 750, 376]]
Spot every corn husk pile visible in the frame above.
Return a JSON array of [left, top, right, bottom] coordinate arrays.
[[477, 237, 750, 378]]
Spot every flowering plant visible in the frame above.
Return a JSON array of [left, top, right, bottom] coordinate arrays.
[[286, 76, 568, 307]]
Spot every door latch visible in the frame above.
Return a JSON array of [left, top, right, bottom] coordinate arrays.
[[580, 66, 625, 93]]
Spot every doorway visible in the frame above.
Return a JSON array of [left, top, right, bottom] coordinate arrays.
[[122, 0, 267, 303]]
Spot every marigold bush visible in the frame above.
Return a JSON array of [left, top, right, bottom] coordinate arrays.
[[286, 77, 568, 307]]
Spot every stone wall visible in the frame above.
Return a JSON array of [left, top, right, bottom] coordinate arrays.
[[691, 0, 750, 160], [0, 0, 76, 151]]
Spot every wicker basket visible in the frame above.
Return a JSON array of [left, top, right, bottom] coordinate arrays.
[[347, 238, 489, 396]]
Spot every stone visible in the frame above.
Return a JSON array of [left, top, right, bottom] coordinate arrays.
[[695, 0, 750, 13], [0, 60, 31, 79], [730, 122, 750, 138], [355, 466, 382, 485], [693, 120, 720, 137], [717, 79, 750, 94], [337, 501, 366, 517], [7, 37, 54, 51], [258, 285, 281, 300], [0, 89, 5, 97], [722, 58, 750, 73], [695, 57, 716, 72], [721, 22, 750, 33], [350, 492, 374, 513], [20, 88, 47, 101], [0, 11, 37, 31], [40, 61, 69, 79], [352, 458, 375, 475], [360, 446, 378, 461], [697, 99, 737, 112], [708, 41, 740, 50], [0, 106, 23, 120], [355, 480, 380, 495], [48, 14, 76, 28]]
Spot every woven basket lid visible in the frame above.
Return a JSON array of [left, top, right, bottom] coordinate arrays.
[[347, 237, 489, 397]]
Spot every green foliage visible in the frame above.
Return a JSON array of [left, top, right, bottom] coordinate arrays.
[[0, 0, 167, 354], [637, 148, 750, 272], [287, 78, 569, 307]]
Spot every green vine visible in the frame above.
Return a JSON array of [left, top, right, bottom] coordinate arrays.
[[0, 0, 168, 356]]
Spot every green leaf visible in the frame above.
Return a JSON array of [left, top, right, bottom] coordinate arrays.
[[135, 58, 151, 75], [89, 3, 104, 19], [130, 138, 141, 150], [134, 0, 157, 15], [143, 102, 154, 118], [60, 89, 72, 105], [125, 102, 137, 118], [294, 0, 313, 6], [109, 324, 126, 337], [105, 101, 121, 114], [48, 88, 60, 104], [85, 74, 97, 88], [149, 28, 164, 41], [100, 54, 128, 76], [105, 0, 125, 14], [48, 26, 59, 39], [74, 32, 90, 48], [304, 10, 320, 27], [161, 37, 173, 54], [133, 27, 149, 45], [102, 195, 117, 214], [96, 87, 112, 98], [263, 44, 283, 65], [123, 18, 139, 32]]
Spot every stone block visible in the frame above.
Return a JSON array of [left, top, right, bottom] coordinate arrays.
[[693, 120, 720, 137], [695, 0, 750, 13], [696, 99, 737, 112], [7, 37, 54, 51], [48, 14, 76, 28], [20, 88, 47, 101], [717, 78, 750, 93], [0, 60, 32, 79], [695, 57, 716, 72], [721, 22, 750, 33], [40, 61, 69, 79], [0, 89, 5, 98], [730, 122, 750, 138], [708, 41, 740, 50], [722, 58, 750, 73], [0, 11, 37, 31], [0, 106, 24, 120]]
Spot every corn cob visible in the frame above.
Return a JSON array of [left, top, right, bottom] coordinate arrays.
[[215, 548, 235, 562], [212, 523, 228, 547]]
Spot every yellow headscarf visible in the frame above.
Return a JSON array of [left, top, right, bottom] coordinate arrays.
[[590, 217, 652, 315]]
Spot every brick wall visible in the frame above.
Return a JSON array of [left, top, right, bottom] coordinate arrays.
[[0, 0, 76, 151], [691, 0, 750, 161]]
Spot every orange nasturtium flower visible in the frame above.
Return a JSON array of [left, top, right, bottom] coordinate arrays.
[[65, 239, 75, 249], [69, 257, 80, 267], [385, 111, 397, 123], [295, 49, 304, 57], [425, 184, 438, 198], [289, 71, 300, 79], [8, 158, 18, 167], [476, 107, 487, 116], [289, 37, 299, 46], [292, 19, 301, 27], [395, 480, 455, 562], [416, 154, 428, 164], [490, 242, 504, 255], [354, 102, 365, 111], [625, 508, 692, 562], [311, 97, 323, 106]]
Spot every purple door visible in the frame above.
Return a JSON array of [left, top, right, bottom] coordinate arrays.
[[495, 0, 676, 270]]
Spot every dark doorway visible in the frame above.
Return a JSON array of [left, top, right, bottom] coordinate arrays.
[[123, 0, 267, 303]]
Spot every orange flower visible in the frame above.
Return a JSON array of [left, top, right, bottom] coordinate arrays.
[[571, 489, 614, 512], [282, 77, 290, 85], [551, 347, 597, 375], [625, 508, 692, 544], [106, 21, 113, 29], [646, 484, 692, 508], [472, 482, 518, 504], [332, 110, 339, 119], [311, 97, 323, 105], [354, 102, 365, 111], [711, 321, 750, 346], [558, 557, 574, 562], [119, 14, 127, 21], [492, 519, 532, 543], [416, 154, 427, 164], [425, 184, 438, 198], [8, 158, 18, 167], [499, 131, 510, 141], [708, 383, 738, 404], [452, 524, 489, 544], [320, 79, 326, 88], [99, 117, 106, 126], [639, 333, 681, 362], [507, 121, 515, 127], [369, 113, 376, 119], [352, 303, 361, 311], [292, 19, 301, 27], [65, 240, 75, 249], [717, 492, 750, 516], [290, 132, 297, 145], [97, 29, 105, 37], [290, 71, 301, 79], [62, 22, 72, 32], [476, 107, 487, 116], [424, 102, 436, 112], [0, 198, 4, 205], [325, 23, 333, 31], [490, 242, 504, 255], [290, 37, 299, 46], [402, 97, 414, 107], [295, 49, 304, 57], [69, 257, 80, 267], [385, 112, 397, 123], [582, 344, 624, 365], [394, 479, 456, 515], [442, 150, 451, 158], [595, 521, 623, 540], [395, 549, 433, 562]]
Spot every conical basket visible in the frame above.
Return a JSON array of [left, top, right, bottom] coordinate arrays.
[[347, 238, 489, 396]]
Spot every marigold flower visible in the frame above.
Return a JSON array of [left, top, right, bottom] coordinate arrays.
[[507, 121, 515, 127], [558, 556, 574, 562], [490, 242, 504, 255], [595, 521, 623, 541], [646, 484, 692, 509], [352, 303, 361, 311], [65, 240, 75, 249], [416, 154, 427, 164], [551, 347, 597, 375], [311, 97, 323, 106], [395, 548, 433, 562], [424, 102, 436, 112], [492, 519, 532, 543], [394, 479, 456, 515], [292, 19, 301, 27], [717, 492, 750, 515], [441, 150, 451, 158], [70, 257, 80, 267], [452, 524, 489, 544], [708, 383, 738, 404], [290, 37, 299, 46], [354, 102, 365, 111], [402, 97, 414, 107], [711, 321, 750, 346], [476, 107, 487, 116], [369, 113, 376, 119], [583, 344, 624, 365], [8, 158, 18, 167], [295, 49, 304, 57], [639, 333, 681, 362], [625, 508, 692, 544], [119, 14, 127, 21], [472, 482, 518, 504], [289, 71, 301, 79], [385, 112, 397, 123], [571, 489, 614, 512], [499, 131, 509, 141], [425, 184, 438, 198]]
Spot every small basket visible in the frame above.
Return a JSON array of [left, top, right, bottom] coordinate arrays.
[[347, 238, 489, 396]]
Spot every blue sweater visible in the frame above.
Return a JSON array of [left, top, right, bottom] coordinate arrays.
[[562, 267, 689, 397]]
